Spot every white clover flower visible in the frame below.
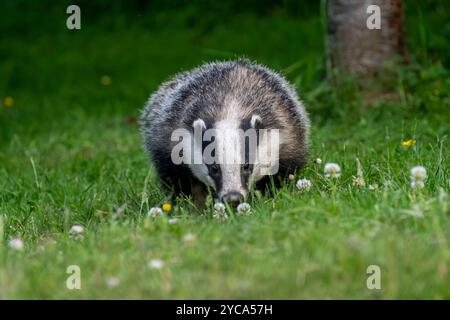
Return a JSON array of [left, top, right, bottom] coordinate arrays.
[[168, 218, 178, 224], [296, 178, 312, 192], [411, 180, 425, 189], [214, 202, 226, 212], [410, 166, 427, 181], [213, 211, 228, 221], [182, 233, 197, 244], [213, 202, 228, 221], [352, 176, 365, 188], [236, 202, 252, 216], [213, 203, 228, 220], [69, 225, 84, 236], [315, 158, 323, 164], [106, 276, 120, 288], [353, 158, 365, 188], [147, 207, 163, 217], [410, 204, 424, 218], [324, 163, 341, 178], [8, 238, 24, 251], [401, 204, 424, 218], [148, 259, 164, 270], [288, 174, 295, 181]]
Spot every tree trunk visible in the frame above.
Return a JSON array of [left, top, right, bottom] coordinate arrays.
[[327, 0, 407, 78]]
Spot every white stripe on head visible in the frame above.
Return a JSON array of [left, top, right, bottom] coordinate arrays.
[[214, 119, 245, 198]]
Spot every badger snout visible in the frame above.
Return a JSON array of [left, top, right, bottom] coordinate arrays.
[[221, 191, 244, 207]]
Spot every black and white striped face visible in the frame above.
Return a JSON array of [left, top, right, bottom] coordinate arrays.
[[187, 114, 279, 206]]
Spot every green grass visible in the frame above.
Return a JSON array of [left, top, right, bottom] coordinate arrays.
[[0, 3, 449, 299]]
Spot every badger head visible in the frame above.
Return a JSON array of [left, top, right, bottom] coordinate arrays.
[[180, 115, 280, 206]]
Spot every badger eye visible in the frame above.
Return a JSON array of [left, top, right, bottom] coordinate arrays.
[[209, 164, 220, 177]]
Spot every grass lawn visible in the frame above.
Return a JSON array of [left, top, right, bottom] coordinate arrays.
[[0, 3, 449, 298]]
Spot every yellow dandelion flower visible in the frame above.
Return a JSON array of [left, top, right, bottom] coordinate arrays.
[[3, 96, 14, 107], [100, 75, 112, 86], [402, 139, 416, 148], [162, 203, 172, 212]]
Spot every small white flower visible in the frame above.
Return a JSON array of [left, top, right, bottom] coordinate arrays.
[[8, 238, 24, 251], [288, 174, 295, 181], [69, 225, 84, 235], [106, 276, 120, 287], [182, 233, 197, 244], [147, 207, 163, 217], [410, 205, 424, 218], [324, 163, 341, 178], [213, 202, 228, 221], [410, 166, 427, 181], [213, 211, 228, 221], [148, 259, 164, 270], [214, 202, 226, 212], [236, 202, 252, 216], [353, 158, 365, 188], [213, 203, 228, 220], [367, 184, 378, 190], [296, 178, 312, 192], [315, 158, 323, 164], [352, 176, 365, 188], [402, 204, 424, 218], [411, 180, 425, 189], [168, 218, 178, 224]]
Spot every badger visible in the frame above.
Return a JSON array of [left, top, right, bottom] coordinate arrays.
[[140, 60, 310, 206]]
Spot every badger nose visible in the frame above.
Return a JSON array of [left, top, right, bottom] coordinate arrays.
[[221, 191, 244, 207]]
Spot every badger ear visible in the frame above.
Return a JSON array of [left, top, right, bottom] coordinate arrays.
[[192, 118, 206, 146], [192, 118, 206, 132], [250, 114, 262, 129], [192, 118, 206, 164]]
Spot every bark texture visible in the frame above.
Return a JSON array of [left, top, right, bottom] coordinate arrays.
[[327, 0, 406, 77]]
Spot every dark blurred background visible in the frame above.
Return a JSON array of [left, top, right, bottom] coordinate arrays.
[[0, 0, 448, 142]]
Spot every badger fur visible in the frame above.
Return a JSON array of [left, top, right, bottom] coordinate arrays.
[[140, 59, 310, 205]]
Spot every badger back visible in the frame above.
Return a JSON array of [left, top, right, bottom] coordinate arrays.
[[140, 60, 310, 177]]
